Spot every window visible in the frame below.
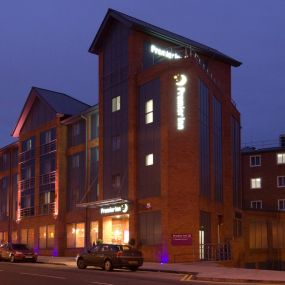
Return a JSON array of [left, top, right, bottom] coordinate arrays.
[[90, 221, 99, 245], [0, 232, 8, 243], [278, 199, 285, 211], [112, 174, 121, 188], [250, 200, 262, 209], [39, 225, 55, 249], [21, 228, 34, 249], [250, 155, 261, 167], [72, 154, 80, 168], [12, 231, 17, 243], [139, 211, 161, 245], [112, 135, 121, 151], [250, 178, 261, 189], [72, 122, 80, 137], [249, 221, 268, 249], [145, 154, 154, 166], [277, 153, 285, 164], [67, 223, 85, 248], [145, 99, 153, 124], [272, 221, 285, 248], [233, 212, 242, 238], [91, 112, 99, 139], [112, 96, 120, 112], [277, 176, 285, 187]]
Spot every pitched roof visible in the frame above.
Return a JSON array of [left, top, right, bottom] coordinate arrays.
[[89, 8, 241, 67], [12, 87, 90, 137], [34, 87, 90, 115]]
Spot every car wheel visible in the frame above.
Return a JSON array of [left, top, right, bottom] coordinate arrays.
[[10, 255, 15, 263], [129, 266, 138, 271], [104, 259, 113, 271], [77, 258, 86, 269]]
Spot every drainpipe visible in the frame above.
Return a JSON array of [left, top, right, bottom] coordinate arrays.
[[81, 115, 89, 249]]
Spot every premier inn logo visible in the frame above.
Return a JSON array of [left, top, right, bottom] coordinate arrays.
[[100, 203, 129, 215]]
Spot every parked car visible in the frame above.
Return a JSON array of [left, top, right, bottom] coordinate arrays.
[[0, 243, 37, 263], [76, 244, 143, 271]]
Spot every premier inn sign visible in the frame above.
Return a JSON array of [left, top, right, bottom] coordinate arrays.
[[100, 203, 129, 215]]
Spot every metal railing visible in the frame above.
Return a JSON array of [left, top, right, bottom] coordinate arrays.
[[39, 202, 55, 215], [20, 207, 34, 217], [39, 171, 56, 186], [19, 149, 35, 163], [19, 177, 35, 191], [40, 140, 56, 156], [199, 243, 231, 261]]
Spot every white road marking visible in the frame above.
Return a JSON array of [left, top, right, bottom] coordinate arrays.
[[20, 272, 66, 280], [181, 274, 193, 281], [91, 281, 113, 285]]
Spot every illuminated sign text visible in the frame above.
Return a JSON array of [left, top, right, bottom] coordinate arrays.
[[150, 44, 181, 59], [100, 203, 129, 215], [174, 74, 187, 130]]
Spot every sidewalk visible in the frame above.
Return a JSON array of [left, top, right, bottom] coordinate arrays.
[[38, 256, 285, 283]]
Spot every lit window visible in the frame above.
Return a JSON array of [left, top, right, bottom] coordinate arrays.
[[112, 96, 121, 112], [250, 200, 262, 209], [250, 178, 261, 189], [277, 176, 285, 187], [277, 153, 285, 164], [90, 221, 99, 245], [145, 99, 153, 124], [278, 199, 285, 211], [67, 223, 85, 248], [145, 154, 154, 166], [250, 155, 261, 167]]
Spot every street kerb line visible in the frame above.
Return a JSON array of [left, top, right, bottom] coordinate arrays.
[[20, 272, 66, 279], [181, 274, 193, 281], [91, 282, 113, 285]]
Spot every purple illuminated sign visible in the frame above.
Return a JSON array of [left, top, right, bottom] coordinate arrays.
[[171, 233, 192, 246]]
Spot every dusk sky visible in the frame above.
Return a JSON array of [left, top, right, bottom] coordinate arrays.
[[1, 0, 285, 148]]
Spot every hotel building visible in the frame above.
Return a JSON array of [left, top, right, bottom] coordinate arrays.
[[0, 9, 242, 262]]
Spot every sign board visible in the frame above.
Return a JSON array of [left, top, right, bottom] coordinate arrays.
[[100, 203, 129, 215], [171, 233, 192, 246]]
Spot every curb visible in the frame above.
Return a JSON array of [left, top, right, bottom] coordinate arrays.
[[195, 276, 285, 284], [38, 260, 285, 284]]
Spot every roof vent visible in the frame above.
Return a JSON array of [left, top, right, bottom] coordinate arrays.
[[280, 135, 285, 147]]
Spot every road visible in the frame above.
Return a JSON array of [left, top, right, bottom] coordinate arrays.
[[0, 261, 279, 285]]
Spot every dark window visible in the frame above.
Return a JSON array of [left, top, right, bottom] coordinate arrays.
[[89, 147, 99, 201], [139, 211, 161, 245], [199, 80, 210, 198], [91, 112, 99, 139], [213, 96, 223, 202], [250, 155, 261, 167], [231, 117, 241, 208], [67, 152, 85, 210], [112, 174, 121, 188], [68, 120, 86, 147], [0, 177, 9, 218], [112, 135, 121, 151]]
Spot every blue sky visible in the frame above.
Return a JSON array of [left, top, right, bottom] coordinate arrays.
[[0, 0, 285, 148]]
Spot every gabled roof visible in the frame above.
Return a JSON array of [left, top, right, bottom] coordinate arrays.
[[12, 87, 90, 137], [89, 8, 241, 67]]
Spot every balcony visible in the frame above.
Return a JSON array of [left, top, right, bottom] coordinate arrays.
[[40, 140, 56, 156], [39, 202, 55, 215], [20, 207, 34, 218], [19, 177, 35, 192], [40, 171, 56, 186], [19, 149, 35, 163]]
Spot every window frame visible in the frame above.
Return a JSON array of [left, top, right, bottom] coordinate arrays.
[[250, 155, 261, 167], [278, 199, 285, 211], [250, 178, 262, 189], [112, 96, 121, 112], [250, 200, 263, 209], [277, 153, 285, 165], [277, 176, 285, 188]]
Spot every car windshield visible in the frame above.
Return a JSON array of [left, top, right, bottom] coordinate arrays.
[[12, 244, 29, 250]]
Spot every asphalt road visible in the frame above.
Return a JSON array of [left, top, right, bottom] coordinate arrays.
[[0, 262, 278, 285]]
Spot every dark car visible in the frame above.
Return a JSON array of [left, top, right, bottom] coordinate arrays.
[[76, 244, 143, 271], [0, 243, 37, 263]]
